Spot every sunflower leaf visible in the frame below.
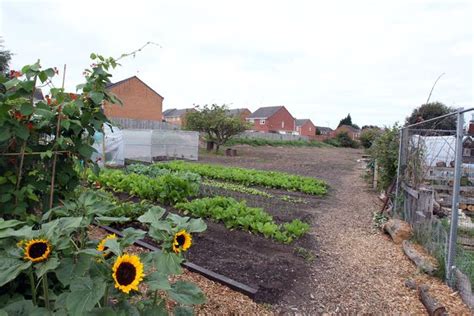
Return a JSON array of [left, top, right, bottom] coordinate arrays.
[[0, 218, 24, 230], [186, 218, 207, 233], [137, 206, 166, 225], [66, 276, 106, 316], [104, 238, 121, 256], [168, 280, 206, 305], [173, 306, 194, 316], [154, 252, 183, 275], [120, 227, 146, 246], [35, 256, 60, 278], [146, 271, 171, 291], [0, 258, 32, 287]]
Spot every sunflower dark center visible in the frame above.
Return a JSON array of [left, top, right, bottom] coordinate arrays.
[[116, 262, 136, 286], [176, 234, 185, 246], [28, 242, 47, 258]]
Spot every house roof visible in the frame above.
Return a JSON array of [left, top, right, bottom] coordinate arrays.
[[248, 106, 284, 119], [337, 124, 360, 132], [163, 108, 193, 118], [295, 119, 313, 127], [106, 76, 164, 99], [316, 126, 333, 133], [227, 108, 250, 116]]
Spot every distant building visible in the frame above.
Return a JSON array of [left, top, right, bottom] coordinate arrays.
[[163, 108, 195, 126], [227, 108, 251, 121], [103, 76, 163, 121], [246, 106, 295, 134], [295, 119, 316, 137], [315, 126, 333, 136]]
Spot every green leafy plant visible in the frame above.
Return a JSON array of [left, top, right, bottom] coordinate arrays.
[[175, 196, 309, 243], [203, 179, 273, 198], [88, 168, 201, 205], [153, 161, 327, 196]]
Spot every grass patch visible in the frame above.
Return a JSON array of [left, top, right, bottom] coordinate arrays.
[[226, 137, 332, 148]]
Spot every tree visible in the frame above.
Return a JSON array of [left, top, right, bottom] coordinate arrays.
[[338, 113, 352, 127], [184, 104, 248, 152], [0, 37, 12, 73], [335, 132, 358, 148], [405, 102, 456, 130], [369, 124, 400, 190], [359, 127, 382, 149]]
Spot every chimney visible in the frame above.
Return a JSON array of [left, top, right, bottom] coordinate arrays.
[[468, 114, 474, 135]]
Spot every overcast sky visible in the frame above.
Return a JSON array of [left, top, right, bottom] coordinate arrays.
[[1, 0, 472, 128]]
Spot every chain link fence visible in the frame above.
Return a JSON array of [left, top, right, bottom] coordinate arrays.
[[395, 108, 474, 306]]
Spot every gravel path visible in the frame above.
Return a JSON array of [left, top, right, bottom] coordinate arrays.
[[200, 146, 470, 314]]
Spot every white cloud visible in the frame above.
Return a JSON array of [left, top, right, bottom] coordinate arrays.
[[1, 0, 472, 128]]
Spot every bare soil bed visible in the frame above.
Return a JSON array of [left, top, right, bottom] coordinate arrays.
[[196, 146, 471, 314]]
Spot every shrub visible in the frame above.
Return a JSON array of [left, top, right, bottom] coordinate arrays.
[[360, 128, 382, 149], [369, 124, 400, 190], [335, 132, 359, 148]]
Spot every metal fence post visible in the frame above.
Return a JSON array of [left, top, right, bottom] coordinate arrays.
[[394, 128, 404, 215], [446, 108, 464, 284]]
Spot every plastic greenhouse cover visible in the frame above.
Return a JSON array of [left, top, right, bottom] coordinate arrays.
[[92, 125, 125, 167]]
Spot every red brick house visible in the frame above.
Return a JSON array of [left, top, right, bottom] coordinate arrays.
[[246, 106, 295, 133], [227, 108, 251, 122], [295, 119, 316, 137], [103, 76, 163, 121], [333, 124, 361, 140], [162, 108, 195, 126]]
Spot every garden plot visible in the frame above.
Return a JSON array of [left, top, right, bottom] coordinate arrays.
[[89, 160, 326, 303]]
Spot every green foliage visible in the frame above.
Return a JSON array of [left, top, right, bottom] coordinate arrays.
[[372, 211, 388, 229], [369, 124, 400, 190], [0, 54, 119, 219], [226, 138, 332, 148], [153, 161, 328, 196], [175, 196, 309, 243], [323, 138, 341, 147], [203, 179, 273, 198], [405, 102, 456, 130], [0, 37, 11, 73], [184, 104, 249, 152], [335, 132, 359, 148], [88, 168, 201, 205], [359, 128, 382, 149], [0, 191, 206, 314]]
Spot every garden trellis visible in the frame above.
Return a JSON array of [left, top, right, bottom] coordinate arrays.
[[395, 108, 474, 308]]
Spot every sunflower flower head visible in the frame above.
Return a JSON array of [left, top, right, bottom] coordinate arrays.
[[97, 233, 117, 258], [112, 254, 144, 294], [23, 239, 51, 263], [172, 230, 192, 253]]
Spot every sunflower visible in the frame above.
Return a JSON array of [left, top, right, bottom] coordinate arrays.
[[112, 254, 144, 294], [97, 233, 117, 258], [172, 230, 192, 253], [23, 239, 51, 263]]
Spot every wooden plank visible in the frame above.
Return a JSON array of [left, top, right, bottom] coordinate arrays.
[[97, 224, 258, 298], [428, 166, 474, 173], [402, 182, 419, 199], [431, 185, 474, 192]]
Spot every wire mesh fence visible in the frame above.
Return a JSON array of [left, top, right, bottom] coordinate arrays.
[[395, 108, 474, 299]]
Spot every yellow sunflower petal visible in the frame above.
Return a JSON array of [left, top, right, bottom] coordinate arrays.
[[112, 253, 144, 294], [23, 239, 51, 263]]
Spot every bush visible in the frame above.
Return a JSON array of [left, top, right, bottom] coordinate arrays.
[[360, 128, 382, 149], [335, 132, 359, 148], [369, 124, 400, 190]]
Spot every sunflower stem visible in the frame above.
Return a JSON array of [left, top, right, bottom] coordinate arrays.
[[103, 285, 109, 307], [42, 274, 51, 310], [153, 290, 158, 306], [28, 268, 37, 305]]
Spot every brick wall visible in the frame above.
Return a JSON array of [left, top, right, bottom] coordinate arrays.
[[104, 77, 163, 121], [299, 121, 316, 137]]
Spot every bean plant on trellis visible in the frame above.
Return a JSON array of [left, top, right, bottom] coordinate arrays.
[[0, 49, 207, 314]]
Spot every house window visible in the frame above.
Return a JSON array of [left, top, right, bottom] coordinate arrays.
[[464, 148, 471, 157], [281, 121, 285, 128], [260, 120, 265, 125], [309, 127, 312, 131]]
